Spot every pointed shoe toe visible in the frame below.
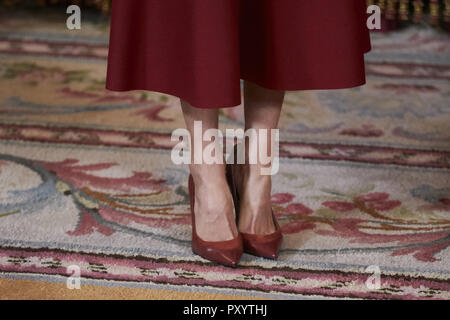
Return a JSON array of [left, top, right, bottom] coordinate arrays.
[[192, 233, 243, 267], [241, 229, 283, 259]]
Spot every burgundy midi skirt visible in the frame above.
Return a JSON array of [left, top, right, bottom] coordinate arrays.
[[106, 0, 371, 108]]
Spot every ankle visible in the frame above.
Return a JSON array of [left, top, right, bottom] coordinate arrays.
[[234, 164, 272, 204], [190, 165, 225, 184], [239, 163, 272, 184]]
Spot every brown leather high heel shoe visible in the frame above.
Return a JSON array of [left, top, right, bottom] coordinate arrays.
[[225, 148, 283, 260], [188, 174, 243, 267]]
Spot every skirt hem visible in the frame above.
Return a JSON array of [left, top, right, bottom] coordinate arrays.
[[105, 76, 368, 109]]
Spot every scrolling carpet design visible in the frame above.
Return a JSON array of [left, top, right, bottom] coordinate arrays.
[[0, 15, 449, 299]]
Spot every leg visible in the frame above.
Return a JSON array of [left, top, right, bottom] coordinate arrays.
[[180, 99, 239, 241], [235, 81, 285, 234]]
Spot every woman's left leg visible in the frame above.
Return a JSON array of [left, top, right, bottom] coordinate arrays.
[[234, 80, 285, 235]]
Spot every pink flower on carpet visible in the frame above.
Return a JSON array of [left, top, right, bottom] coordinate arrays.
[[321, 193, 400, 213], [356, 192, 401, 211], [281, 221, 316, 234], [275, 201, 315, 234], [281, 203, 314, 216], [367, 200, 402, 211], [38, 158, 168, 193], [357, 192, 389, 201], [271, 193, 295, 205], [322, 201, 356, 212], [67, 210, 115, 236]]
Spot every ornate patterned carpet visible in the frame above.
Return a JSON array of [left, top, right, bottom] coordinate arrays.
[[0, 12, 449, 299]]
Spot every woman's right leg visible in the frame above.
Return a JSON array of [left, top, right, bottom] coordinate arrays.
[[180, 99, 239, 242]]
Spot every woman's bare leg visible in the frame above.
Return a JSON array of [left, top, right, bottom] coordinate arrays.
[[180, 99, 238, 241], [236, 81, 285, 234]]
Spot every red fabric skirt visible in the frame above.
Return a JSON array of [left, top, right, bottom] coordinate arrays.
[[106, 0, 371, 108]]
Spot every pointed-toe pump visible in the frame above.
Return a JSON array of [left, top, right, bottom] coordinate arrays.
[[225, 153, 283, 260], [188, 174, 243, 267]]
